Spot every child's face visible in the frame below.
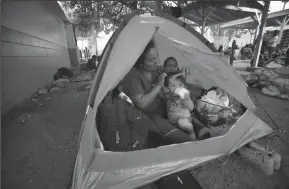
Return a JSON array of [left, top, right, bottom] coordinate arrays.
[[164, 59, 179, 74], [168, 78, 184, 94]]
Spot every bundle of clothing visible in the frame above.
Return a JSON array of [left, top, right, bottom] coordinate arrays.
[[246, 67, 289, 100], [251, 47, 289, 68], [194, 88, 244, 137]]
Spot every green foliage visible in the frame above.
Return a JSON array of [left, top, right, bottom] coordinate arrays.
[[210, 24, 248, 38], [60, 1, 197, 38], [61, 1, 129, 37], [61, 1, 160, 38]]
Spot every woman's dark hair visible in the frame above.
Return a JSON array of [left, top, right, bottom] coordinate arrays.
[[164, 57, 178, 67], [164, 74, 186, 88], [135, 40, 155, 68]]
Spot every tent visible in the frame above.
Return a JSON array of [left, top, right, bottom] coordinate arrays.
[[71, 12, 273, 189]]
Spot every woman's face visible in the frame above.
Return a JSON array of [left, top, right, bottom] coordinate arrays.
[[164, 59, 179, 74], [143, 47, 159, 71]]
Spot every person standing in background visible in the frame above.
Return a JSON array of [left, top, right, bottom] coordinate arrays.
[[87, 55, 97, 71], [267, 30, 280, 59], [218, 45, 224, 53], [230, 40, 238, 65]]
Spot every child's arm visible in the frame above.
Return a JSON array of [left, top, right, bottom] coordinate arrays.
[[182, 93, 195, 111]]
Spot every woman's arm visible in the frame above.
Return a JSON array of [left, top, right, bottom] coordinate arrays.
[[131, 84, 162, 109], [131, 73, 167, 109], [159, 88, 166, 99]]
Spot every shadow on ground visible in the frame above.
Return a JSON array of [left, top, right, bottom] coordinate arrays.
[[2, 80, 90, 189]]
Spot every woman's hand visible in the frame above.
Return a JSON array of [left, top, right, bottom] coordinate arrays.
[[157, 73, 167, 87], [131, 73, 166, 109]]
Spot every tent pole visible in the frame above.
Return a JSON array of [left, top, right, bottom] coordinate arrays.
[[252, 1, 270, 68], [201, 7, 214, 36], [201, 19, 206, 36]]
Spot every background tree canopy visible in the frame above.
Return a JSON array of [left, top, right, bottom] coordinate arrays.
[[60, 1, 193, 38]]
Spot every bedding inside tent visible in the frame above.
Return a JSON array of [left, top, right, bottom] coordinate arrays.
[[71, 13, 273, 189]]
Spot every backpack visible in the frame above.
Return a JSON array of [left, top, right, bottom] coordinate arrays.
[[97, 89, 163, 152]]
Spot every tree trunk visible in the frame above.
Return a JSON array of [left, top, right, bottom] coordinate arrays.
[[201, 6, 206, 36], [130, 0, 138, 10], [201, 20, 206, 36], [154, 0, 162, 14], [95, 30, 98, 56]]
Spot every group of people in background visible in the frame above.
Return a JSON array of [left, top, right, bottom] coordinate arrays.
[[79, 54, 101, 72], [217, 40, 238, 65], [217, 30, 289, 67]]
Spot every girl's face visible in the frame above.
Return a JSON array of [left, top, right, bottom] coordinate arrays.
[[168, 78, 184, 94], [143, 47, 159, 71], [164, 59, 179, 74]]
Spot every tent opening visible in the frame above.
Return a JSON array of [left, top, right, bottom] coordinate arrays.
[[94, 31, 248, 152]]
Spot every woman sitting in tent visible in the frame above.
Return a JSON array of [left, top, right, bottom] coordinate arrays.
[[121, 40, 195, 144]]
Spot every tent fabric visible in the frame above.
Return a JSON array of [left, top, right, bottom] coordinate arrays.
[[154, 32, 255, 108], [71, 13, 273, 189]]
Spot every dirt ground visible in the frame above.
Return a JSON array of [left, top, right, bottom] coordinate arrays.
[[2, 71, 289, 189], [2, 79, 90, 189], [189, 72, 289, 189]]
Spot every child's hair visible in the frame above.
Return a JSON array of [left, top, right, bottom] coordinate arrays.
[[164, 57, 178, 67], [164, 74, 186, 88]]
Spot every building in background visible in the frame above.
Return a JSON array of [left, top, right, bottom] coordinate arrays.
[[1, 1, 78, 113]]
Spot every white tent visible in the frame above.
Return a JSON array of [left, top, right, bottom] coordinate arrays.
[[71, 12, 273, 189]]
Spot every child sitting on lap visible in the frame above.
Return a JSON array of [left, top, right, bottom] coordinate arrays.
[[164, 73, 197, 140]]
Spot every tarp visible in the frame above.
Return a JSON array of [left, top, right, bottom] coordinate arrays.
[[71, 13, 273, 189]]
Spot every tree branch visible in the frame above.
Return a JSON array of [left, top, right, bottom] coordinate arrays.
[[116, 0, 137, 11], [117, 4, 124, 15], [172, 1, 178, 6]]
